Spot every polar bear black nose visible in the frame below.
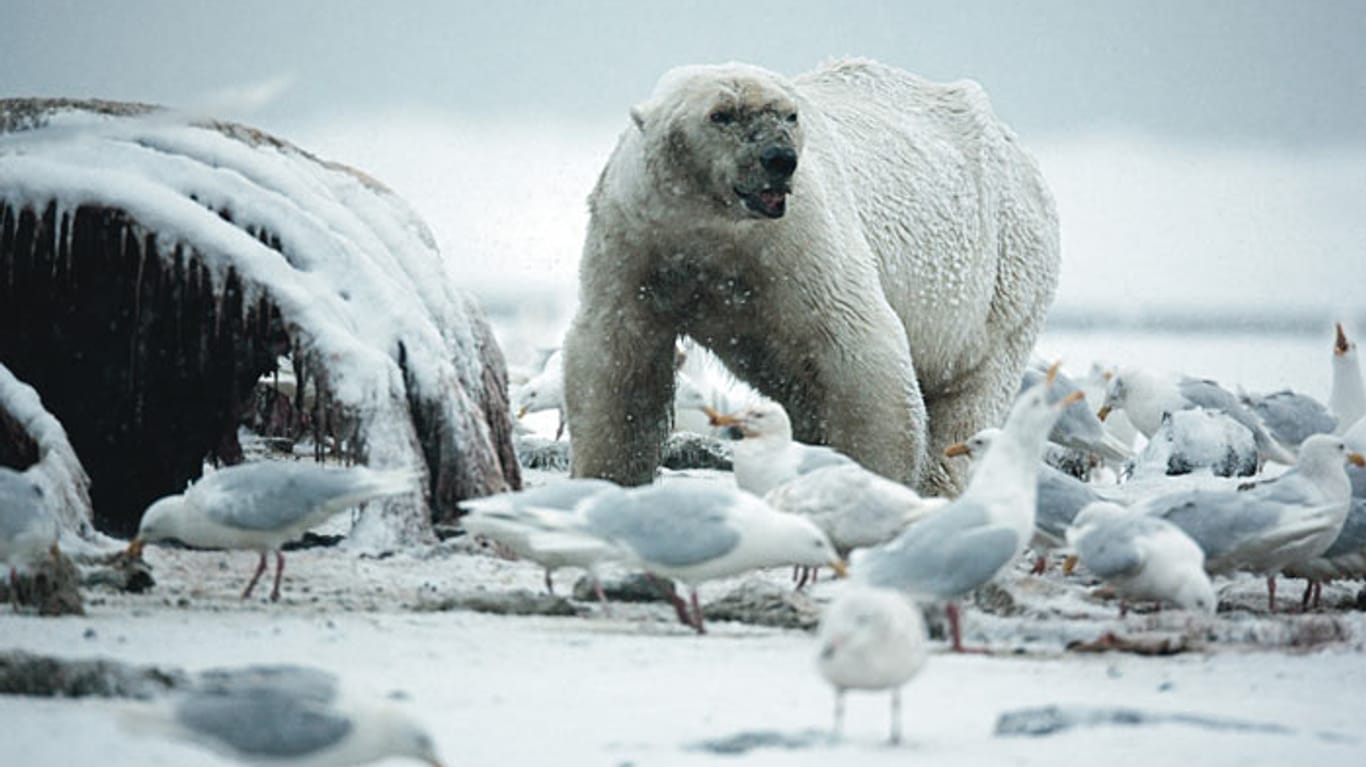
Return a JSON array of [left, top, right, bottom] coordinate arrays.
[[760, 146, 798, 177]]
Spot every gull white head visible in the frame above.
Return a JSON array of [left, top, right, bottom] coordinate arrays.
[[709, 400, 793, 441], [1295, 433, 1366, 478], [1170, 572, 1219, 615], [774, 512, 846, 572], [130, 493, 191, 553]]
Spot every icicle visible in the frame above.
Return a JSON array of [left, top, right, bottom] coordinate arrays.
[[128, 236, 147, 396]]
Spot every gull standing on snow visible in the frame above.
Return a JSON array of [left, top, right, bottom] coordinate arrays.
[[943, 427, 1107, 574], [0, 466, 60, 599], [1064, 501, 1217, 616], [1133, 434, 1364, 611], [1331, 322, 1366, 432], [130, 462, 418, 601], [123, 664, 443, 766], [816, 585, 929, 744], [853, 368, 1083, 651], [458, 478, 623, 602], [708, 400, 854, 496], [486, 478, 845, 633], [764, 464, 947, 587], [1099, 366, 1297, 465], [1284, 454, 1366, 607]]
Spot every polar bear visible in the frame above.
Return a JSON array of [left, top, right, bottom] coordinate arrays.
[[563, 58, 1060, 496]]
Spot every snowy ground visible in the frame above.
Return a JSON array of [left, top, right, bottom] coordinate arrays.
[[4, 528, 1366, 767]]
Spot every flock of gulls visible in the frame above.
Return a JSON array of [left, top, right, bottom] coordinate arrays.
[[3, 325, 1366, 761]]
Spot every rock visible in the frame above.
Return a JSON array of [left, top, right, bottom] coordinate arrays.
[[700, 579, 821, 631], [572, 572, 675, 604], [515, 436, 571, 471], [412, 589, 581, 617], [1066, 630, 1193, 655], [78, 548, 155, 594], [1, 548, 84, 615], [0, 650, 185, 699], [687, 729, 829, 755], [995, 704, 1295, 738], [661, 432, 733, 471]]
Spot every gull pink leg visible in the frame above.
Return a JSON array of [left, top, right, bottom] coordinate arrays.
[[269, 551, 285, 602], [242, 551, 269, 599]]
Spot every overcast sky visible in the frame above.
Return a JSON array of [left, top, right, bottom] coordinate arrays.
[[4, 0, 1365, 146]]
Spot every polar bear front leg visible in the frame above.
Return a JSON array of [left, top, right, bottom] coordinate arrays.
[[922, 325, 1039, 496], [562, 306, 677, 486]]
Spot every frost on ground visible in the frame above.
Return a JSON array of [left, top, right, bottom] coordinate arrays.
[[2, 516, 1365, 766]]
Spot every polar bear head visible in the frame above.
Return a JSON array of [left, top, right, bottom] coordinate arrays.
[[629, 63, 804, 220]]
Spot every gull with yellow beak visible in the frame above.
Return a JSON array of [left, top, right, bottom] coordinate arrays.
[[706, 399, 854, 496], [480, 477, 846, 633], [129, 462, 418, 602], [854, 363, 1084, 652], [1132, 433, 1364, 611]]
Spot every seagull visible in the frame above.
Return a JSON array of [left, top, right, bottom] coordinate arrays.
[[0, 466, 60, 604], [512, 349, 566, 440], [123, 664, 443, 766], [1331, 322, 1366, 431], [943, 427, 1106, 574], [1283, 462, 1366, 607], [1133, 434, 1364, 611], [816, 585, 929, 744], [458, 478, 623, 602], [853, 367, 1083, 651], [488, 477, 845, 633], [1099, 366, 1297, 466], [763, 464, 947, 587], [1064, 501, 1217, 616], [1128, 409, 1258, 479], [1241, 389, 1336, 450], [1021, 363, 1133, 464], [130, 462, 418, 602], [707, 400, 854, 496]]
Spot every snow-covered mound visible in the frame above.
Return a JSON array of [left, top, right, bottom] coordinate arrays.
[[0, 98, 519, 547], [0, 362, 93, 539]]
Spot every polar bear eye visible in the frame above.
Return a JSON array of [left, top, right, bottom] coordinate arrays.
[[786, 112, 798, 124], [709, 109, 736, 126]]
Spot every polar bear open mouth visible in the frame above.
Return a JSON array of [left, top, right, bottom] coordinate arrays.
[[735, 186, 789, 219]]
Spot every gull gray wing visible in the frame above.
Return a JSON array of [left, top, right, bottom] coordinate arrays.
[[858, 499, 1020, 599], [175, 686, 352, 758], [795, 444, 855, 475], [1035, 466, 1102, 541], [194, 464, 380, 531], [460, 478, 617, 515], [1248, 390, 1336, 448], [1023, 368, 1127, 460], [582, 484, 741, 568], [1142, 490, 1281, 565], [195, 665, 338, 703], [1075, 516, 1170, 579]]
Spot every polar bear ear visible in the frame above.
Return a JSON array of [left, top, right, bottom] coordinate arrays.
[[630, 102, 651, 132]]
